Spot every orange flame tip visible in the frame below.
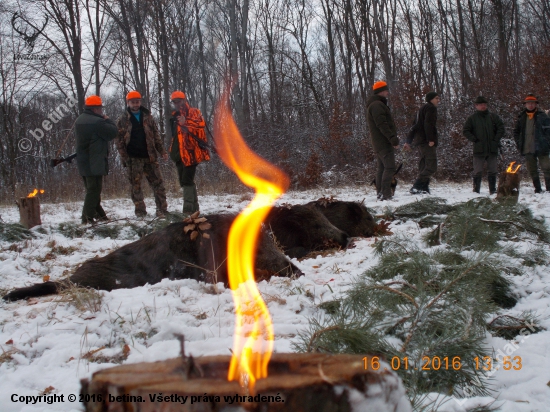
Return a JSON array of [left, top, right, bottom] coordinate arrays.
[[506, 161, 521, 174], [27, 188, 45, 197]]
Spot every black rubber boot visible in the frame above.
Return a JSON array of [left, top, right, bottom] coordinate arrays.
[[533, 177, 543, 194], [488, 176, 497, 195], [409, 179, 424, 194], [424, 178, 431, 194], [183, 184, 199, 215], [473, 176, 481, 194]]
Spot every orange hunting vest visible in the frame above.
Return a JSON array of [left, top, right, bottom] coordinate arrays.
[[170, 108, 210, 166]]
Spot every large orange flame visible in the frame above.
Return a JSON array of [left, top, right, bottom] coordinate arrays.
[[27, 189, 45, 198], [506, 161, 521, 173], [213, 85, 289, 392]]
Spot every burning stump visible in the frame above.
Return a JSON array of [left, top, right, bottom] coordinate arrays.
[[17, 194, 42, 229], [80, 353, 411, 412], [496, 162, 521, 203]]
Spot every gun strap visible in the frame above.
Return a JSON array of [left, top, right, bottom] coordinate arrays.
[[180, 124, 216, 153]]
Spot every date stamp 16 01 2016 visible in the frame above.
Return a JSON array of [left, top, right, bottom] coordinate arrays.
[[362, 355, 522, 371]]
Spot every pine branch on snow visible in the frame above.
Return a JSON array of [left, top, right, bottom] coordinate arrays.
[[423, 198, 550, 250]]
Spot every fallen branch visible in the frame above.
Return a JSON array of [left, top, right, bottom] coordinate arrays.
[[478, 217, 546, 241]]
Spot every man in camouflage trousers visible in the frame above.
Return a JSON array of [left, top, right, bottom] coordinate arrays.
[[116, 91, 168, 218]]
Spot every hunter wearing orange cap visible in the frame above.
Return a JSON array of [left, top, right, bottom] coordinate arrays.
[[169, 90, 210, 214], [366, 80, 399, 200], [75, 95, 118, 224], [116, 91, 169, 218], [513, 94, 550, 193]]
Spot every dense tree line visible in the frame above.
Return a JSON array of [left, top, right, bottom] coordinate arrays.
[[1, 0, 549, 202]]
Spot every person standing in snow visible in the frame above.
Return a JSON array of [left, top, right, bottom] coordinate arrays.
[[513, 94, 550, 193], [462, 96, 505, 195], [75, 95, 118, 224], [404, 91, 440, 194], [116, 91, 169, 218], [366, 81, 399, 201], [169, 91, 210, 215]]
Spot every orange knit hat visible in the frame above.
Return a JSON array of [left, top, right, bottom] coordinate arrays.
[[126, 90, 142, 100], [171, 90, 186, 100], [373, 81, 389, 94], [523, 94, 538, 103], [85, 95, 103, 106]]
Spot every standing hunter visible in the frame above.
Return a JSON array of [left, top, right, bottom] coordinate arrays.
[[116, 90, 168, 218], [462, 96, 505, 195], [404, 91, 440, 194], [169, 91, 210, 215], [513, 94, 550, 193], [366, 81, 399, 201], [75, 95, 118, 224]]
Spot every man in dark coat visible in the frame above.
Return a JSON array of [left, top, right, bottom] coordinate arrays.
[[169, 90, 210, 214], [404, 91, 440, 194], [462, 96, 505, 194], [116, 90, 168, 218], [366, 81, 399, 200], [75, 95, 118, 224], [513, 94, 550, 193]]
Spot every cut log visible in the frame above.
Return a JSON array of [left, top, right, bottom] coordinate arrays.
[[496, 172, 520, 203], [81, 353, 412, 412], [17, 197, 42, 229]]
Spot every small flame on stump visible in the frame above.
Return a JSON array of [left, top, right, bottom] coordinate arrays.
[[497, 162, 521, 202], [27, 188, 45, 198], [213, 83, 289, 392], [506, 161, 521, 174]]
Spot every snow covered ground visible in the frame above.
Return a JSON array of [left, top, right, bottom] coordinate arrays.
[[1, 181, 550, 412]]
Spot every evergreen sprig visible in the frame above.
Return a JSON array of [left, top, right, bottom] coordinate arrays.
[[0, 222, 34, 242], [423, 198, 550, 250]]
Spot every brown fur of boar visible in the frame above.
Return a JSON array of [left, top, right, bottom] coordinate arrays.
[[3, 214, 301, 302], [265, 205, 350, 259], [307, 200, 376, 237]]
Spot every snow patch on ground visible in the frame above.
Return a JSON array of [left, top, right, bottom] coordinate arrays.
[[1, 181, 550, 411]]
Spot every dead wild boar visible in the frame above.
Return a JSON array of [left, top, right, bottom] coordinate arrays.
[[265, 204, 350, 259], [306, 200, 376, 237], [3, 214, 301, 302]]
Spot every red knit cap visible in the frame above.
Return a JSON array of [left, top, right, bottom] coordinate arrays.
[[373, 81, 389, 94], [85, 95, 103, 106]]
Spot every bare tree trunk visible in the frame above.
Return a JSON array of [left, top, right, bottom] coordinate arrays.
[[195, 0, 208, 119], [490, 0, 509, 73], [228, 0, 245, 127]]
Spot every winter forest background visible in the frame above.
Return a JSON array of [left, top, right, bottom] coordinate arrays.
[[1, 0, 550, 202]]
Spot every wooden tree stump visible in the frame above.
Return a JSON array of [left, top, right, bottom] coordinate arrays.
[[81, 353, 412, 412], [17, 197, 42, 229], [496, 172, 520, 203]]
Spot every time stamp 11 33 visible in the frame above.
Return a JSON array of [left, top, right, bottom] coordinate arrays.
[[362, 356, 522, 371]]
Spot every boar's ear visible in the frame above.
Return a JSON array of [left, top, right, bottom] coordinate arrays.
[[360, 198, 365, 205]]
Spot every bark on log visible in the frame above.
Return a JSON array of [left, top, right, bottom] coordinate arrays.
[[81, 353, 412, 412], [17, 197, 41, 229], [496, 172, 520, 203]]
